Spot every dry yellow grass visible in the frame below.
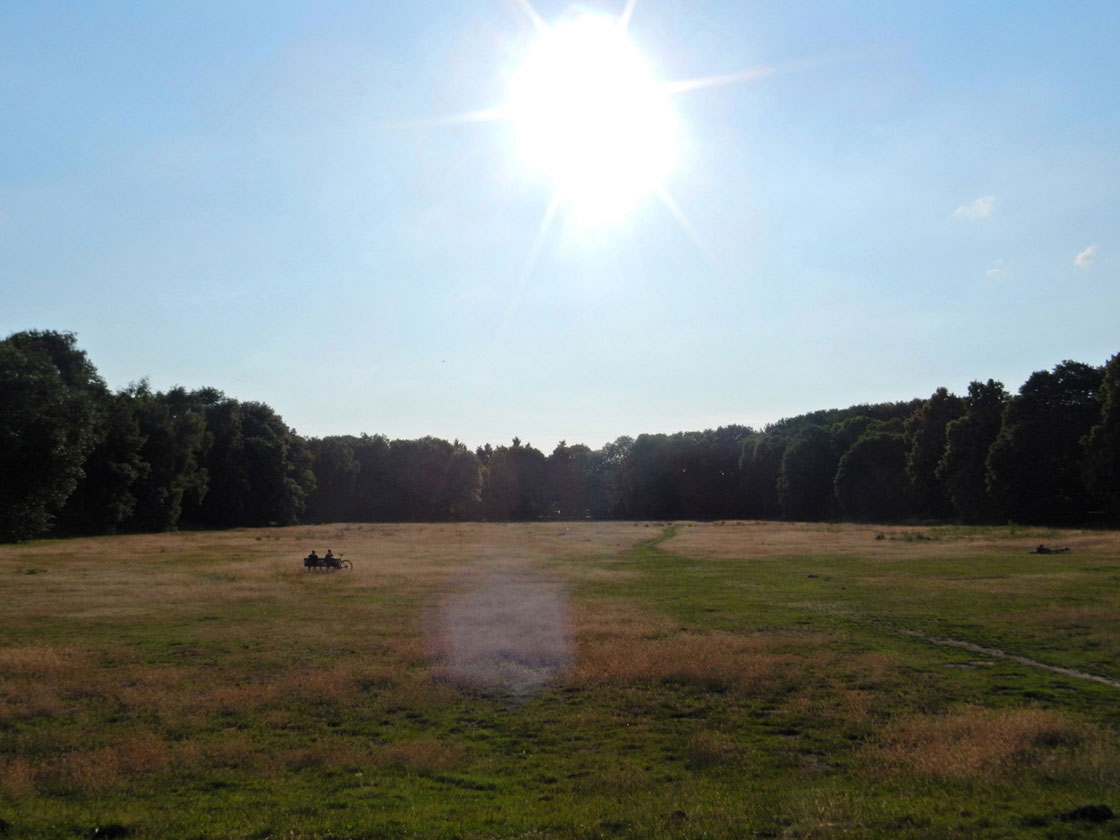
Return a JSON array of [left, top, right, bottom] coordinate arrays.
[[0, 523, 651, 615], [563, 597, 819, 696], [569, 630, 799, 694], [866, 706, 1119, 782], [2, 520, 1118, 823], [663, 520, 1120, 561]]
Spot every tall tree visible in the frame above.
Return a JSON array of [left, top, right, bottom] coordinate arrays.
[[904, 387, 965, 518], [305, 436, 361, 522], [481, 439, 547, 520], [623, 434, 682, 520], [588, 436, 632, 518], [351, 434, 393, 520], [187, 394, 313, 527], [0, 331, 104, 540], [241, 401, 314, 526], [58, 388, 148, 534], [186, 392, 247, 527], [383, 436, 480, 521], [739, 433, 785, 519], [127, 385, 209, 531], [987, 362, 1103, 524], [778, 426, 839, 520], [547, 441, 593, 519], [835, 426, 910, 521], [936, 380, 1007, 523], [445, 441, 484, 520], [676, 426, 752, 520], [1084, 353, 1120, 522]]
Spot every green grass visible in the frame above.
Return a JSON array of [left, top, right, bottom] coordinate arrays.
[[1, 521, 1119, 838]]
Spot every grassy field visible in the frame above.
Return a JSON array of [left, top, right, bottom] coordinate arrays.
[[1, 521, 1119, 839]]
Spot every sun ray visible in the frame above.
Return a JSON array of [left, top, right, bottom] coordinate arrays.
[[666, 50, 874, 95], [513, 0, 549, 33], [385, 1, 831, 319], [656, 186, 720, 273], [375, 106, 510, 131], [618, 0, 639, 31], [663, 66, 776, 95], [495, 193, 561, 345]]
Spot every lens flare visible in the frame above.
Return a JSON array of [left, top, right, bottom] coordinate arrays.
[[426, 565, 572, 696]]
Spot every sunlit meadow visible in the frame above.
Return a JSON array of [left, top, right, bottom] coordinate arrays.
[[2, 522, 1119, 838]]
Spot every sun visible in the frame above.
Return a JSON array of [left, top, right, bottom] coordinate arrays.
[[507, 10, 678, 225]]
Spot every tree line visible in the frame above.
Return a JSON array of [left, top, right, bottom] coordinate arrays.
[[2, 329, 1118, 542]]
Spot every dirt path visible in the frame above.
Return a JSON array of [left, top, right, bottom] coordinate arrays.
[[899, 629, 1120, 690]]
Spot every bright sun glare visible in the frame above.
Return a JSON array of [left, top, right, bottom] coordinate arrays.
[[507, 11, 678, 224]]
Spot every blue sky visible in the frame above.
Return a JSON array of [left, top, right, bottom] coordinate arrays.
[[2, 1, 1117, 451]]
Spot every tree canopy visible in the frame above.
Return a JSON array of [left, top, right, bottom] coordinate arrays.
[[1, 329, 1117, 540]]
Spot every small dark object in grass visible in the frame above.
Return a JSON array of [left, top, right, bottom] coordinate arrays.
[[87, 825, 131, 839], [1058, 804, 1114, 822], [22, 568, 46, 575], [1034, 544, 1071, 554], [0, 818, 11, 836]]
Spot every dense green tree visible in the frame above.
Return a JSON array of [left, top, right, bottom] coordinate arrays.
[[445, 442, 484, 520], [835, 427, 910, 521], [482, 446, 518, 521], [305, 436, 360, 522], [766, 401, 921, 438], [186, 394, 247, 527], [475, 443, 493, 466], [587, 436, 632, 518], [546, 441, 593, 519], [511, 441, 549, 520], [903, 387, 964, 518], [350, 434, 393, 520], [778, 426, 839, 520], [739, 432, 785, 519], [58, 388, 148, 534], [241, 401, 314, 526], [0, 331, 104, 540], [382, 437, 481, 521], [3, 329, 1115, 534], [676, 426, 752, 520], [187, 394, 313, 527], [987, 362, 1103, 524], [481, 439, 547, 520], [1084, 353, 1120, 522], [126, 385, 209, 531], [936, 380, 1007, 522], [623, 434, 682, 520]]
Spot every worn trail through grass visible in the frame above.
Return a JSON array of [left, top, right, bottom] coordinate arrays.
[[897, 629, 1120, 689]]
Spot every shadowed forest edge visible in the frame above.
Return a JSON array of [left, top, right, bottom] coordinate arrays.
[[2, 329, 1119, 542]]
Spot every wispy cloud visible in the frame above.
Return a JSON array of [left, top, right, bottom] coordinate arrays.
[[953, 195, 995, 219], [1073, 244, 1097, 268], [986, 258, 1009, 278]]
